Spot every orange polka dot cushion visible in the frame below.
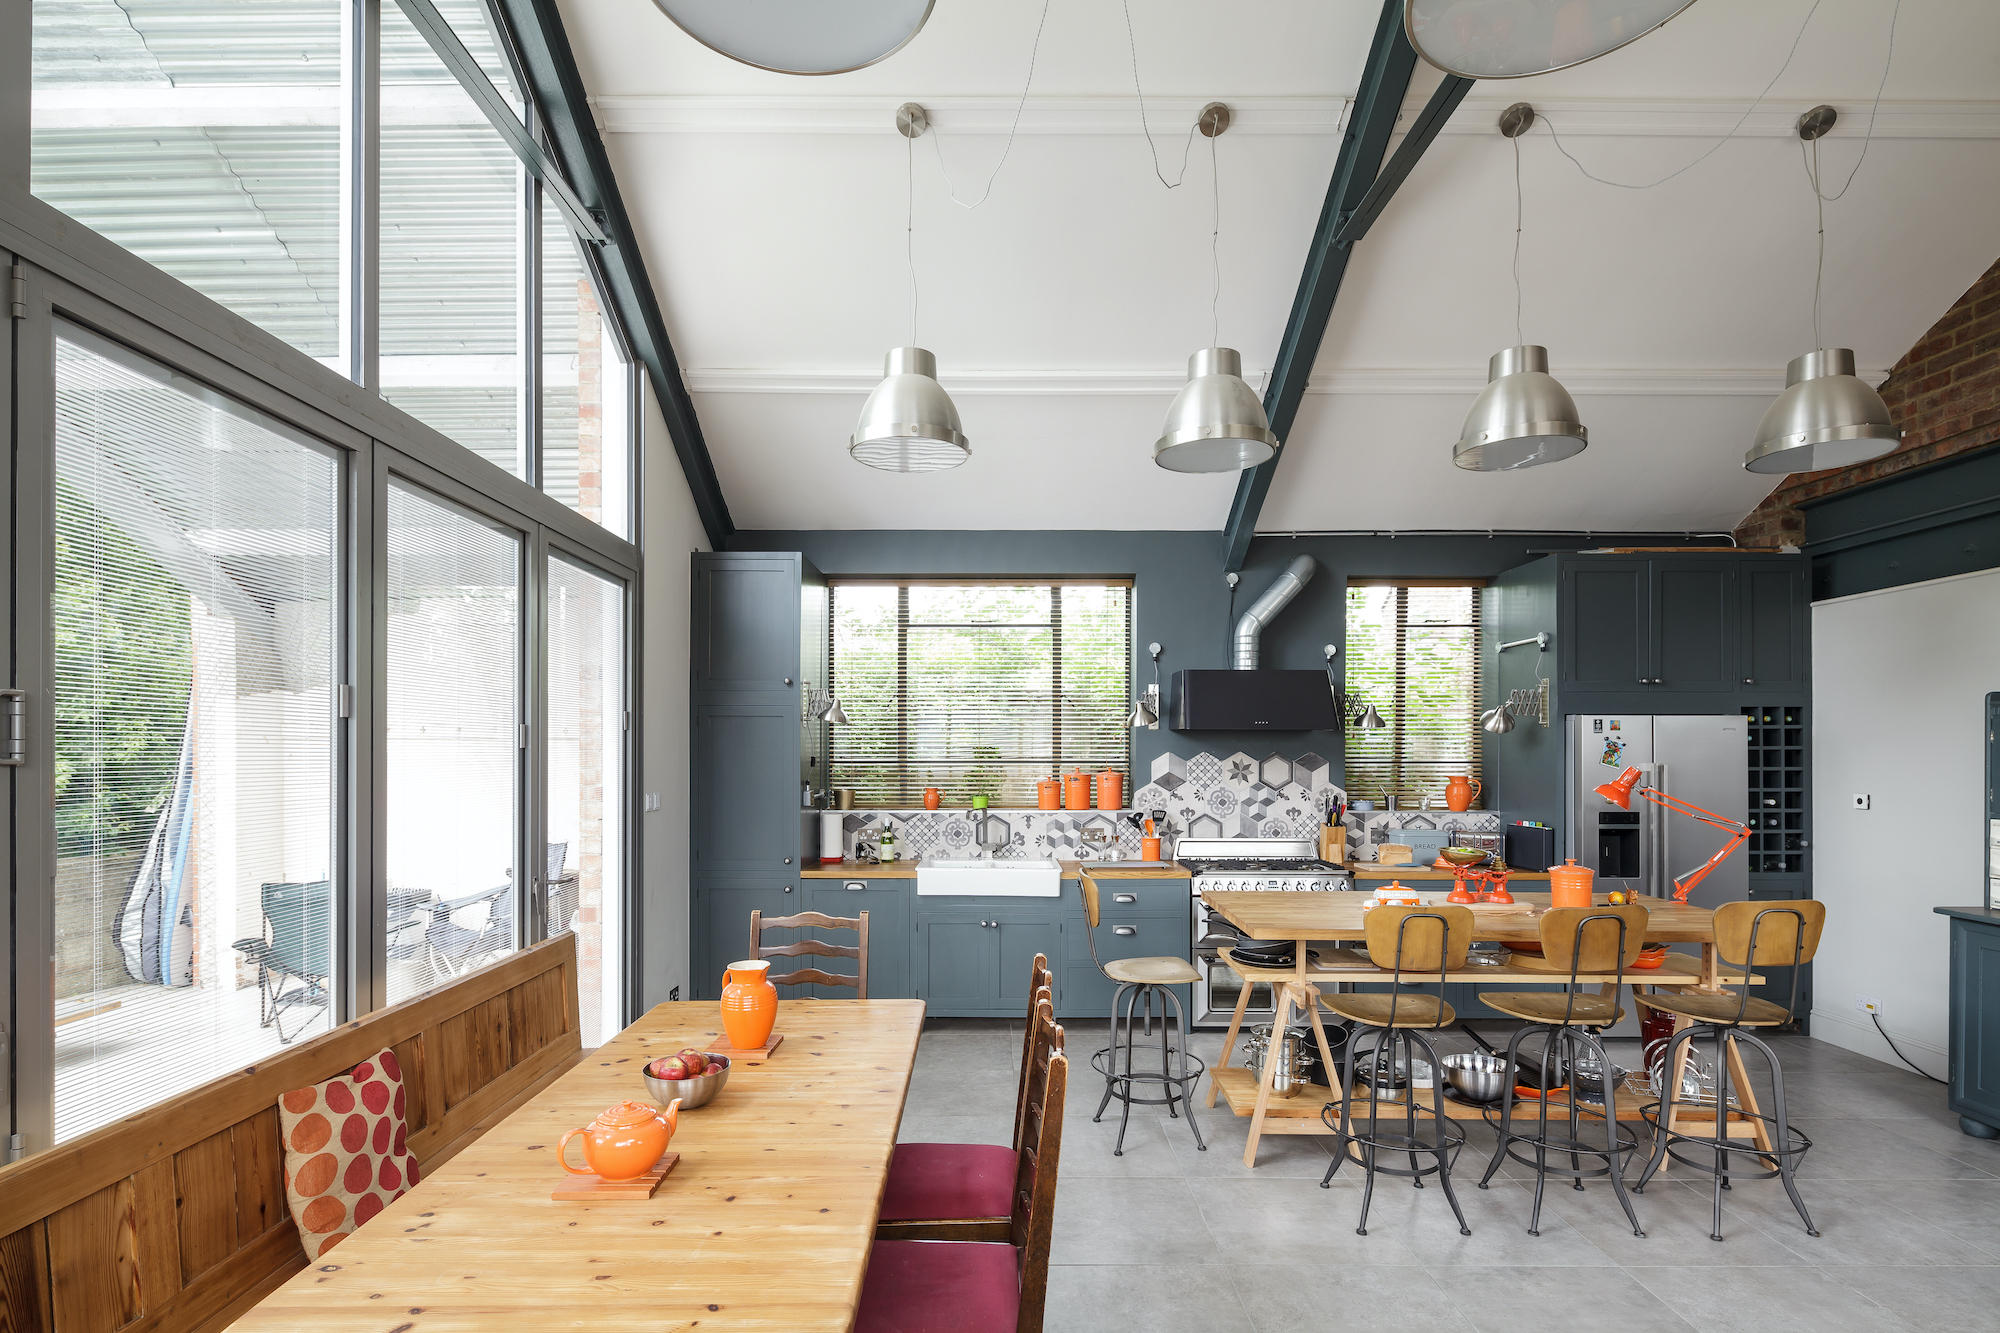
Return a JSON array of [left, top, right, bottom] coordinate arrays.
[[277, 1048, 420, 1257]]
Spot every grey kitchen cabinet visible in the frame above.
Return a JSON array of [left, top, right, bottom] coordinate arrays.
[[805, 880, 912, 999], [917, 903, 1062, 1018], [1741, 562, 1809, 692], [1654, 560, 1738, 691], [1561, 559, 1650, 692], [692, 553, 822, 697], [690, 876, 798, 1000], [1939, 907, 2000, 1138], [691, 702, 806, 875], [1061, 912, 1190, 1020]]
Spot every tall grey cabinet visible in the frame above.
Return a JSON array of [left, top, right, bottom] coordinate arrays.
[[688, 553, 827, 998]]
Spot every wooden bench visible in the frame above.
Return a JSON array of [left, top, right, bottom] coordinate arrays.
[[0, 934, 584, 1333]]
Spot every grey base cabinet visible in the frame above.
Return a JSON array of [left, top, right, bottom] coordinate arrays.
[[1940, 907, 2000, 1137], [918, 904, 1060, 1018], [806, 881, 910, 999], [1061, 912, 1191, 1022], [691, 877, 796, 1000]]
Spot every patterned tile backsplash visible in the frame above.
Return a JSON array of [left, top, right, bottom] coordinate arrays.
[[824, 749, 1507, 863]]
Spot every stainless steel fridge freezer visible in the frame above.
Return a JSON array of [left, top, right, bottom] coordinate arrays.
[[1566, 714, 1749, 911]]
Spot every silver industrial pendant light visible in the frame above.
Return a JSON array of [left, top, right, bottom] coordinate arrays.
[[851, 104, 969, 473], [1406, 0, 1700, 80], [1154, 104, 1279, 474], [1456, 104, 1588, 473], [1744, 106, 1901, 475]]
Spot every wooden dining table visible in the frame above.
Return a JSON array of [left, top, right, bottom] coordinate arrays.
[[231, 998, 925, 1333], [1198, 890, 1768, 1168]]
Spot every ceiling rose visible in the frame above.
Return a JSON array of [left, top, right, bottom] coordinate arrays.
[[651, 0, 935, 76]]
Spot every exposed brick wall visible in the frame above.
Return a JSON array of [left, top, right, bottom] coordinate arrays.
[[1734, 257, 2000, 548]]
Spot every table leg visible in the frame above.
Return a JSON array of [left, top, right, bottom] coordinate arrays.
[[1243, 982, 1292, 1168], [1722, 1032, 1777, 1163], [1208, 962, 1256, 1108], [1702, 942, 1720, 992], [1661, 1011, 1695, 1167]]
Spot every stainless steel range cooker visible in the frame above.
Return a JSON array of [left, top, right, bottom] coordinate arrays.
[[1180, 837, 1354, 1027]]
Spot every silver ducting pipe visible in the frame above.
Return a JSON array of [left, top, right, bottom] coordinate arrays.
[[1233, 555, 1316, 669]]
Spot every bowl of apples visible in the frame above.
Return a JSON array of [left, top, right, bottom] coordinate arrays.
[[642, 1047, 731, 1110]]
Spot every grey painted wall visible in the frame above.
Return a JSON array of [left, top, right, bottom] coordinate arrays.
[[726, 530, 1717, 795]]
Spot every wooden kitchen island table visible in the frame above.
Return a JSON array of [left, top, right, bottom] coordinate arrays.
[[230, 999, 925, 1333], [1198, 891, 1768, 1167]]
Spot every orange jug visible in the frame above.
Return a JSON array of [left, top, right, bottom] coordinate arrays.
[[1444, 775, 1481, 813], [559, 1099, 676, 1181], [1064, 770, 1092, 811], [1096, 769, 1123, 810], [1549, 858, 1595, 910], [719, 960, 778, 1049]]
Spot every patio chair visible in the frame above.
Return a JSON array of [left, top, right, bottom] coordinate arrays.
[[545, 841, 579, 936], [422, 881, 515, 978], [231, 879, 332, 1044]]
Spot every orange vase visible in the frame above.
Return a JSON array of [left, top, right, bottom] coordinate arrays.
[[720, 960, 778, 1049], [1444, 775, 1481, 813], [1549, 858, 1595, 910]]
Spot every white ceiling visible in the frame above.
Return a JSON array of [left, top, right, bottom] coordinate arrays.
[[559, 0, 2000, 534]]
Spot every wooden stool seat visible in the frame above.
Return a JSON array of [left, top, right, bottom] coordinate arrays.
[[1321, 991, 1455, 1028], [1104, 955, 1201, 985], [1635, 989, 1791, 1027], [1477, 991, 1623, 1026]]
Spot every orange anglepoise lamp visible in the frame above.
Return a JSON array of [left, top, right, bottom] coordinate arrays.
[[1592, 765, 1751, 904]]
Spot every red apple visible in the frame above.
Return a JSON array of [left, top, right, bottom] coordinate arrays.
[[654, 1056, 690, 1080]]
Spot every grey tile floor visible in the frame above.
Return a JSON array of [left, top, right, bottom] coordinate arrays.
[[897, 1019, 2000, 1333]]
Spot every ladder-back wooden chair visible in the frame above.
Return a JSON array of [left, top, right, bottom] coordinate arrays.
[[748, 908, 869, 997]]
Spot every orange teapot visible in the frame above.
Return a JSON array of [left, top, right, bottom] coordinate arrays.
[[1444, 775, 1481, 813], [559, 1099, 677, 1181]]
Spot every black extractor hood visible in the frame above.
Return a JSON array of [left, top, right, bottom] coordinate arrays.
[[1169, 555, 1339, 731]]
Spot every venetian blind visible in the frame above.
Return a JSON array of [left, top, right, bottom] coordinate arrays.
[[1344, 582, 1484, 806], [829, 581, 1133, 807]]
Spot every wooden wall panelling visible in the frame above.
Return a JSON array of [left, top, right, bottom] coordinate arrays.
[[129, 1161, 180, 1318], [0, 1221, 54, 1333], [172, 1131, 236, 1284], [389, 1034, 429, 1136], [46, 1187, 121, 1331], [229, 1109, 285, 1247], [472, 994, 513, 1090]]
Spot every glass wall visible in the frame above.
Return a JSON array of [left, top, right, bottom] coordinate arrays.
[[30, 1, 344, 361], [384, 481, 523, 1005], [547, 556, 625, 1047], [541, 217, 632, 537], [51, 325, 339, 1142]]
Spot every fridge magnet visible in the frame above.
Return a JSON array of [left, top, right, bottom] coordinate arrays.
[[1608, 718, 1622, 731], [1599, 738, 1626, 768]]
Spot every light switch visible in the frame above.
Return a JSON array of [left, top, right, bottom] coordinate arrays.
[[644, 792, 662, 812]]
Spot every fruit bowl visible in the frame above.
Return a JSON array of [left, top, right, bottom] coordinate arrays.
[[1438, 846, 1488, 867], [643, 1052, 731, 1109]]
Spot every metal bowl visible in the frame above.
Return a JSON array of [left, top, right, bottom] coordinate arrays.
[[1442, 1052, 1509, 1103], [1438, 846, 1489, 867], [642, 1053, 731, 1110]]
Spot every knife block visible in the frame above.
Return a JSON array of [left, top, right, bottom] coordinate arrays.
[[1318, 826, 1346, 864]]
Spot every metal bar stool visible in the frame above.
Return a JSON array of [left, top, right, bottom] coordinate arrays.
[[1318, 904, 1475, 1236], [1474, 905, 1652, 1237], [1633, 900, 1826, 1241], [1078, 873, 1206, 1155]]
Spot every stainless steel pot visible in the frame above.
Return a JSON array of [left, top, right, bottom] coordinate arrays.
[[1242, 1026, 1306, 1098]]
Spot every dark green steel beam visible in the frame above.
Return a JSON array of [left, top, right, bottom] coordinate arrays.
[[493, 0, 734, 549], [1332, 73, 1474, 250], [1220, 0, 1425, 572]]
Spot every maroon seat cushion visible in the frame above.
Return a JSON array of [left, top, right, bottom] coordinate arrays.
[[854, 1240, 1020, 1333], [878, 1142, 1018, 1222]]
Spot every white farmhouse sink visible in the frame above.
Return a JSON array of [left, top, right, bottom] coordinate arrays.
[[917, 857, 1063, 897]]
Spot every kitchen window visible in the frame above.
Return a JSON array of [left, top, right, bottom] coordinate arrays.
[[828, 580, 1133, 807], [1344, 581, 1484, 806]]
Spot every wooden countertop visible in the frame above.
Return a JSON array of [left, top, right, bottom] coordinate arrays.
[[1201, 889, 1718, 945], [801, 859, 1188, 880], [1348, 860, 1553, 880], [231, 999, 925, 1333]]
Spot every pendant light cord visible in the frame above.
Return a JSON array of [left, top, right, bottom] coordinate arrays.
[[906, 129, 918, 345], [1808, 136, 1824, 349], [1124, 0, 1200, 188], [1512, 132, 1524, 346], [927, 0, 1053, 208], [1796, 0, 1901, 350], [1210, 129, 1222, 347]]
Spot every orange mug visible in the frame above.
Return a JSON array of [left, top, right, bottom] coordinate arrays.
[[720, 960, 778, 1049], [1444, 775, 1481, 813], [923, 788, 941, 810], [559, 1099, 676, 1181]]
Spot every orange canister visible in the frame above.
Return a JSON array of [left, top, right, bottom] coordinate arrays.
[[1096, 769, 1123, 810], [1549, 858, 1595, 910], [1064, 770, 1092, 811], [1038, 777, 1061, 810]]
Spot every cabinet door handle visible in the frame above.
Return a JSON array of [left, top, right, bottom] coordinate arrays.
[[1115, 893, 1137, 903], [1113, 925, 1137, 936], [784, 677, 793, 686], [783, 885, 793, 893], [845, 882, 866, 891], [1743, 678, 1754, 684]]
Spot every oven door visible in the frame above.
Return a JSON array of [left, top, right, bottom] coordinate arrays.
[[1192, 894, 1283, 1027]]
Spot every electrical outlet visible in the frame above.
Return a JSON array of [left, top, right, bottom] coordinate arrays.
[[1852, 793, 1872, 810], [1856, 994, 1883, 1015]]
